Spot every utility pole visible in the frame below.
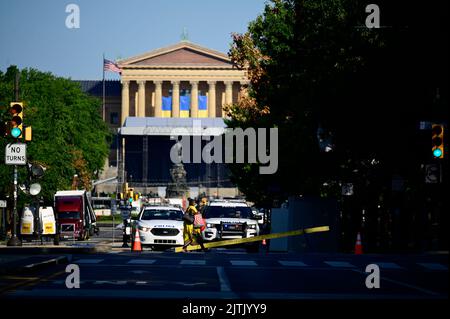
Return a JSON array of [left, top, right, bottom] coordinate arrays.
[[7, 71, 22, 246]]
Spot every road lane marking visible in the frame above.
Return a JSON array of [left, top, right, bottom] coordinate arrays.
[[324, 261, 356, 268], [417, 263, 448, 271], [127, 259, 156, 264], [216, 266, 232, 292], [93, 281, 127, 285], [376, 262, 403, 269], [136, 281, 147, 285], [0, 270, 66, 295], [230, 260, 257, 266], [278, 260, 308, 267], [74, 259, 104, 264], [351, 269, 440, 296], [180, 260, 206, 265]]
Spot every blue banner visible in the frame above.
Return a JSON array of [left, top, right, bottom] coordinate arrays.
[[198, 95, 207, 110], [180, 95, 190, 111], [162, 96, 172, 111]]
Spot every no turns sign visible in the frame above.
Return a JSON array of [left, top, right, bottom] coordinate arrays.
[[5, 143, 27, 165]]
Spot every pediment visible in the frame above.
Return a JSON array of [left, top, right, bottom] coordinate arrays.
[[118, 42, 233, 68]]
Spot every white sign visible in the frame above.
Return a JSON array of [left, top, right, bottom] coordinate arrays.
[[0, 200, 7, 208], [5, 143, 27, 165]]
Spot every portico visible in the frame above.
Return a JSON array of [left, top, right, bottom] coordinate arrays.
[[117, 41, 247, 124]]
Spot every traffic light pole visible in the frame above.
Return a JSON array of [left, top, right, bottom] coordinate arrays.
[[7, 71, 22, 246], [7, 165, 22, 246]]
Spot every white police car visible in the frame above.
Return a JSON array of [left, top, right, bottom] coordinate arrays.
[[202, 200, 261, 252], [134, 205, 184, 249]]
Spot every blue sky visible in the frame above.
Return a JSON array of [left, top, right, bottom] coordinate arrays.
[[0, 0, 266, 80]]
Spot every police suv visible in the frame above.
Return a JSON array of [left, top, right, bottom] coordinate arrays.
[[134, 205, 184, 249], [202, 200, 262, 252]]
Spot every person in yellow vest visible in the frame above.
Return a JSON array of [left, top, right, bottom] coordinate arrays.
[[182, 198, 207, 252]]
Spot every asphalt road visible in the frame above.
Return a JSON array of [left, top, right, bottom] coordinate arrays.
[[0, 250, 447, 300]]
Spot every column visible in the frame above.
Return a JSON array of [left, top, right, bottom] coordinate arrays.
[[121, 80, 129, 125], [172, 81, 180, 118], [225, 81, 233, 104], [154, 81, 162, 117], [207, 81, 216, 118], [224, 81, 233, 117], [190, 81, 199, 117], [137, 80, 146, 117]]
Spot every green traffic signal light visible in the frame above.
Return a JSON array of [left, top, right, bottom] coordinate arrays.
[[9, 102, 24, 138], [433, 148, 443, 158], [11, 127, 22, 138], [431, 124, 444, 159]]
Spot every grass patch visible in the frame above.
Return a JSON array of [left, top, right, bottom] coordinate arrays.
[[96, 214, 122, 222]]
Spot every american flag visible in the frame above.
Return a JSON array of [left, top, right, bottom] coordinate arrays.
[[103, 59, 121, 73]]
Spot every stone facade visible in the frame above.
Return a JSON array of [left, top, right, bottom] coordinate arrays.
[[117, 41, 248, 123]]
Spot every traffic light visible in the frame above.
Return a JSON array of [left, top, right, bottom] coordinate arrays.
[[128, 188, 134, 203], [0, 121, 6, 137], [9, 102, 23, 138], [431, 124, 444, 158]]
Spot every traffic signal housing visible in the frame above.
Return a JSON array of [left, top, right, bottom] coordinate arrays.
[[431, 124, 444, 159], [0, 120, 6, 137], [9, 102, 23, 138]]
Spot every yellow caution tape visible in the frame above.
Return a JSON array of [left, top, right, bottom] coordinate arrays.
[[175, 225, 330, 253]]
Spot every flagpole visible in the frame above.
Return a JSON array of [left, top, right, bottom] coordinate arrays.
[[102, 53, 106, 122]]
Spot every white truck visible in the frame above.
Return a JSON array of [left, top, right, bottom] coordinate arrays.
[[54, 190, 98, 240]]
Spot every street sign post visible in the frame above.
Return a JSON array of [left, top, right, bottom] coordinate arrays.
[[5, 143, 27, 165]]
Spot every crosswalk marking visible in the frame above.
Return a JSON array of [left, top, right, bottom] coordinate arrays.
[[324, 261, 355, 268], [417, 263, 448, 271], [278, 260, 308, 267], [180, 260, 206, 265], [127, 259, 156, 265], [376, 262, 403, 269], [230, 260, 257, 266], [136, 281, 148, 285], [75, 259, 104, 264]]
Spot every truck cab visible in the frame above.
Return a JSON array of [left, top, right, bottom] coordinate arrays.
[[54, 190, 98, 241]]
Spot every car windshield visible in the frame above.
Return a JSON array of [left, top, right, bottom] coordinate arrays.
[[204, 206, 253, 219], [57, 211, 80, 219], [140, 209, 183, 221]]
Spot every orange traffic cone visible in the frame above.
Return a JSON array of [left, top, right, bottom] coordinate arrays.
[[132, 228, 142, 252], [355, 232, 363, 255]]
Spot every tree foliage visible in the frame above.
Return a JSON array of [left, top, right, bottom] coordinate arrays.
[[0, 66, 111, 203], [225, 0, 448, 206]]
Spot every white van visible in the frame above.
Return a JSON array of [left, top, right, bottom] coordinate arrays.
[[20, 205, 57, 240]]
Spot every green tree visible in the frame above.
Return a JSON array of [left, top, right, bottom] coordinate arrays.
[[0, 66, 111, 203], [225, 0, 384, 205], [225, 0, 447, 207]]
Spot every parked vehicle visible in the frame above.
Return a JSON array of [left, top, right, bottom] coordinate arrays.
[[20, 205, 57, 242], [202, 200, 262, 252], [54, 190, 98, 240], [132, 205, 184, 249]]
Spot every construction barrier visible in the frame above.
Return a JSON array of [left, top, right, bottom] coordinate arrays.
[[175, 225, 330, 253]]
